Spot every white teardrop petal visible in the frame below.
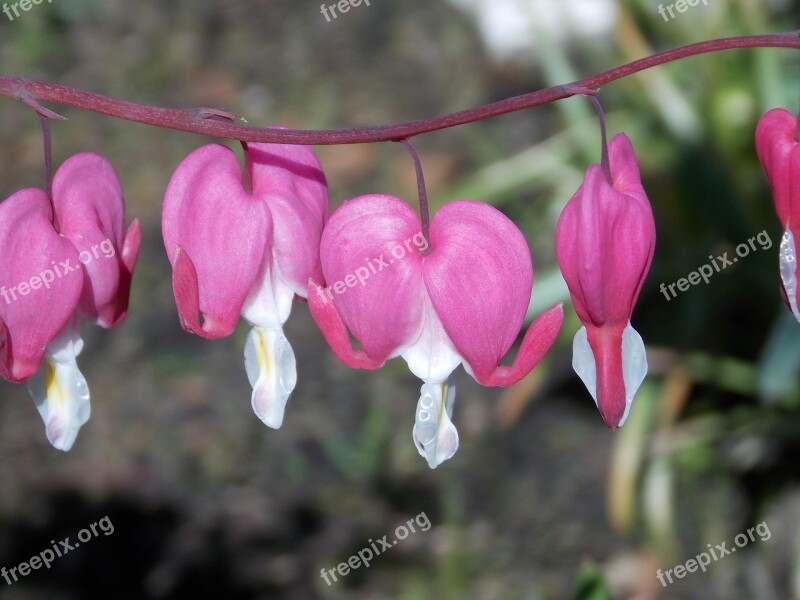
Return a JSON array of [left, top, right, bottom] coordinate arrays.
[[619, 321, 647, 428], [779, 229, 800, 323], [572, 326, 598, 405], [27, 358, 90, 452], [413, 380, 459, 469], [244, 325, 297, 429], [572, 322, 647, 428], [27, 320, 90, 451]]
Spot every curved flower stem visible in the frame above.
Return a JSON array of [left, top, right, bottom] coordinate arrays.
[[38, 113, 53, 201], [581, 92, 612, 184], [240, 141, 253, 193], [0, 33, 798, 144], [397, 138, 431, 252], [17, 93, 65, 220]]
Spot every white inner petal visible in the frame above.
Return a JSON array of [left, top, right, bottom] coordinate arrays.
[[620, 322, 647, 428], [401, 292, 462, 384], [241, 253, 294, 330], [572, 325, 598, 405], [244, 325, 297, 429], [413, 380, 459, 469], [779, 229, 800, 323], [27, 320, 90, 451], [571, 322, 647, 428]]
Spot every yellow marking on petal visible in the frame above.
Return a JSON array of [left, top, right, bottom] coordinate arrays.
[[255, 327, 272, 378], [44, 361, 64, 409]]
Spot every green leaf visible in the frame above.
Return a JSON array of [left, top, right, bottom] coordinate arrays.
[[569, 563, 613, 600]]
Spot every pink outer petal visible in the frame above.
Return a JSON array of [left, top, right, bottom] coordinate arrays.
[[106, 218, 142, 328], [318, 194, 426, 365], [52, 153, 125, 242], [756, 110, 800, 313], [423, 200, 541, 384], [171, 245, 206, 337], [555, 134, 655, 326], [0, 189, 82, 382], [0, 317, 10, 382], [51, 153, 139, 327], [479, 303, 564, 386], [755, 108, 800, 232], [607, 132, 648, 200], [307, 279, 384, 369], [248, 136, 329, 296], [586, 322, 626, 430], [162, 144, 272, 338]]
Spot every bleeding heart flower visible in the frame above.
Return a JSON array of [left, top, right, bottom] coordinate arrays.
[[0, 189, 83, 385], [162, 139, 328, 428], [23, 153, 141, 451], [308, 195, 564, 468], [755, 108, 800, 322], [555, 132, 654, 430]]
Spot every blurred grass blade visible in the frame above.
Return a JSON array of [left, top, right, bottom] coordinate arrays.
[[608, 381, 659, 534], [643, 455, 679, 563]]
